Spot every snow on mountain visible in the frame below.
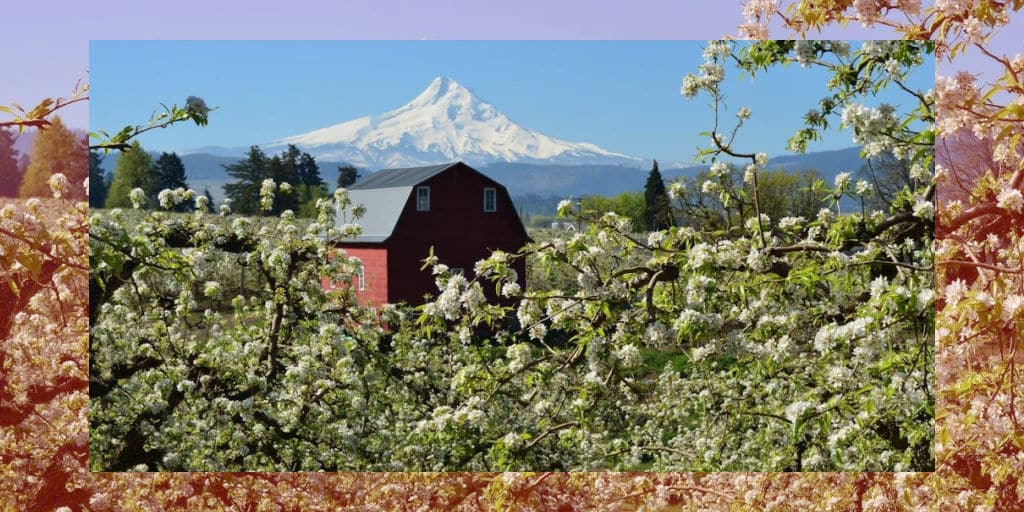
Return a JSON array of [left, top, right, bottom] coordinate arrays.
[[269, 77, 642, 169]]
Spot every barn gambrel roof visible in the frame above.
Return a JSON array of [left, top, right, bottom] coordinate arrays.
[[336, 162, 494, 243], [348, 163, 457, 190]]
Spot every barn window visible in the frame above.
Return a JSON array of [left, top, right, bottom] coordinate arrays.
[[352, 258, 366, 290], [416, 186, 430, 211], [483, 187, 497, 212]]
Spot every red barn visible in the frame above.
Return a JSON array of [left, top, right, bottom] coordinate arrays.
[[327, 161, 530, 307]]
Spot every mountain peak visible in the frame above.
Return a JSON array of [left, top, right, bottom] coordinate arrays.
[[428, 75, 459, 91], [408, 76, 476, 108], [272, 78, 640, 169]]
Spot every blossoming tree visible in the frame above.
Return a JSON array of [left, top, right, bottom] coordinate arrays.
[[84, 39, 935, 477], [739, 1, 1024, 509]]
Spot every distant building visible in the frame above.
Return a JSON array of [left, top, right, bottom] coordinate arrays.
[[326, 162, 530, 306]]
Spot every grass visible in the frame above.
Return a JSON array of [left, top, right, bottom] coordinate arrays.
[[641, 347, 692, 375]]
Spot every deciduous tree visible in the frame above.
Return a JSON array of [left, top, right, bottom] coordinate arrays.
[[104, 141, 155, 208], [337, 164, 360, 188], [17, 117, 87, 199]]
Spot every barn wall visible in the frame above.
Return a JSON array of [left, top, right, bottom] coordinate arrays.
[[386, 164, 530, 305], [326, 245, 389, 307]]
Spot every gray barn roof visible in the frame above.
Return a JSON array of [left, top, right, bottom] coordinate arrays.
[[348, 163, 458, 190], [336, 162, 461, 243], [339, 187, 412, 242]]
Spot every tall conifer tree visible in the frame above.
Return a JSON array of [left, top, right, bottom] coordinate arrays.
[[223, 146, 269, 215], [0, 128, 20, 197], [89, 151, 109, 208], [153, 152, 191, 211], [643, 159, 673, 231]]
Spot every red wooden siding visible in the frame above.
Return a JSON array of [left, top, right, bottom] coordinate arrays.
[[326, 245, 389, 306], [385, 164, 529, 304], [327, 162, 530, 307]]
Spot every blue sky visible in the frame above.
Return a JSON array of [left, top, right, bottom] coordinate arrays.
[[90, 41, 934, 164]]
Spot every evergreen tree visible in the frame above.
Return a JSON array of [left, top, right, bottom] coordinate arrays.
[[105, 141, 156, 208], [266, 155, 299, 214], [276, 145, 301, 184], [202, 188, 216, 213], [223, 145, 326, 216], [294, 150, 327, 217], [153, 152, 189, 191], [337, 164, 360, 189], [153, 152, 190, 211], [223, 146, 268, 215], [0, 128, 21, 197], [643, 159, 673, 231], [275, 145, 325, 214], [272, 147, 302, 214], [18, 117, 88, 199], [297, 152, 324, 189], [89, 151, 109, 208]]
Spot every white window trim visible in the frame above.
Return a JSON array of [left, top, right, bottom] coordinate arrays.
[[352, 257, 366, 290], [416, 186, 430, 211], [483, 187, 497, 212]]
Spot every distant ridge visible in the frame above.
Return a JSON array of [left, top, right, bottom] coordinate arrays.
[[99, 146, 868, 205]]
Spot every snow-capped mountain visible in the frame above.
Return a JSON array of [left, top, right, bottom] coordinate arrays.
[[268, 77, 642, 169]]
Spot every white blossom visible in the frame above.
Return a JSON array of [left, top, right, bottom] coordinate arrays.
[[869, 275, 888, 299], [710, 161, 729, 178], [997, 187, 1024, 213], [668, 181, 686, 199], [202, 281, 222, 299], [158, 189, 175, 209], [784, 400, 817, 423], [129, 188, 146, 209], [47, 173, 69, 198], [260, 179, 277, 211], [834, 172, 852, 189], [500, 281, 521, 298], [556, 199, 575, 217], [614, 344, 642, 368], [945, 279, 968, 308], [794, 40, 816, 66], [778, 216, 805, 230], [743, 164, 757, 184], [912, 199, 933, 220], [680, 74, 700, 98]]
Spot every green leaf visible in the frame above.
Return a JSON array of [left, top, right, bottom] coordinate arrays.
[[15, 252, 42, 280], [26, 98, 54, 119]]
